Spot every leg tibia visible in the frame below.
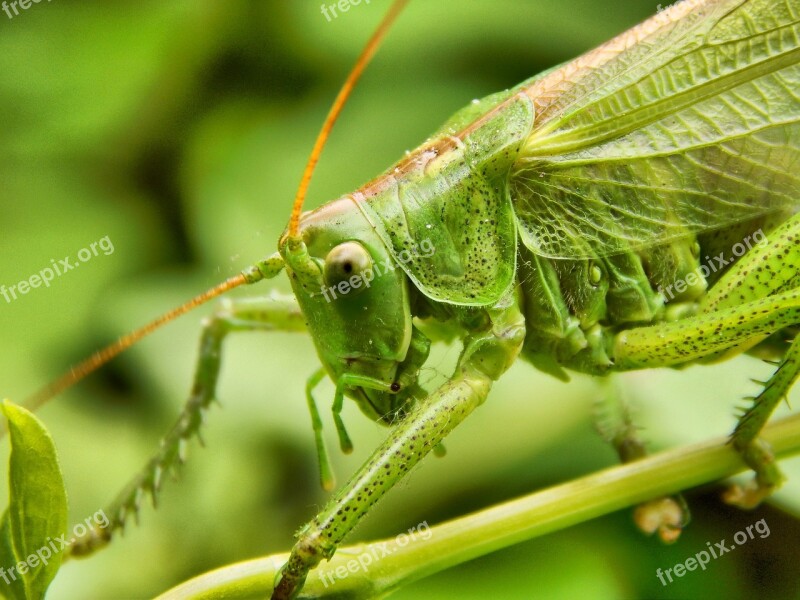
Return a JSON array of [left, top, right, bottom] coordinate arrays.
[[271, 294, 525, 599], [725, 335, 800, 507], [274, 370, 493, 597], [734, 335, 800, 446], [68, 293, 305, 557]]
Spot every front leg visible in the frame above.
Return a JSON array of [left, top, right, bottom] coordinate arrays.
[[271, 292, 526, 599], [67, 292, 306, 557]]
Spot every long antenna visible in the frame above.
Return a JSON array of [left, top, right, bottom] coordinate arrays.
[[17, 0, 409, 422], [17, 253, 283, 423], [287, 0, 410, 238], [23, 276, 246, 414]]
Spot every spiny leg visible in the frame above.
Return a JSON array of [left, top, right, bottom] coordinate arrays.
[[67, 292, 306, 558], [614, 214, 800, 508], [593, 379, 688, 542], [613, 289, 800, 502], [271, 292, 526, 600], [723, 335, 800, 507], [700, 215, 800, 506]]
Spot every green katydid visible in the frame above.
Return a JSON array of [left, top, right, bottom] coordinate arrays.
[[268, 1, 800, 595], [13, 0, 800, 597]]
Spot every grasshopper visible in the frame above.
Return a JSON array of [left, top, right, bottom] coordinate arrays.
[[268, 0, 800, 594], [8, 0, 800, 597]]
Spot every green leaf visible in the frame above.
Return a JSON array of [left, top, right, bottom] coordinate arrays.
[[0, 401, 68, 600], [0, 512, 26, 600]]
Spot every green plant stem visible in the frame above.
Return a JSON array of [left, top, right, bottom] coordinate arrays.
[[156, 412, 800, 599]]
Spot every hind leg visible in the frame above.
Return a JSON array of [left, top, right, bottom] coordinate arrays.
[[614, 215, 800, 507]]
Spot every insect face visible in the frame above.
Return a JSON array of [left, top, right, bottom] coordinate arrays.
[[279, 197, 421, 421]]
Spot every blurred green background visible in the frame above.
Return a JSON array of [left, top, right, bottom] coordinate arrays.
[[0, 1, 798, 598]]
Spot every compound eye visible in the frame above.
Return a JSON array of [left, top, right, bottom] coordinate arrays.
[[324, 241, 374, 293]]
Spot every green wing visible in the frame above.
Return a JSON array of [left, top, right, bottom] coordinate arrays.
[[511, 0, 800, 259]]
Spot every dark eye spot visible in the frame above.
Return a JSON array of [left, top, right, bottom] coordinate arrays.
[[390, 382, 400, 392], [323, 241, 375, 295]]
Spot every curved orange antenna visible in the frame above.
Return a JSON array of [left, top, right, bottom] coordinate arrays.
[[16, 2, 409, 421], [23, 273, 249, 415], [287, 0, 410, 238]]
